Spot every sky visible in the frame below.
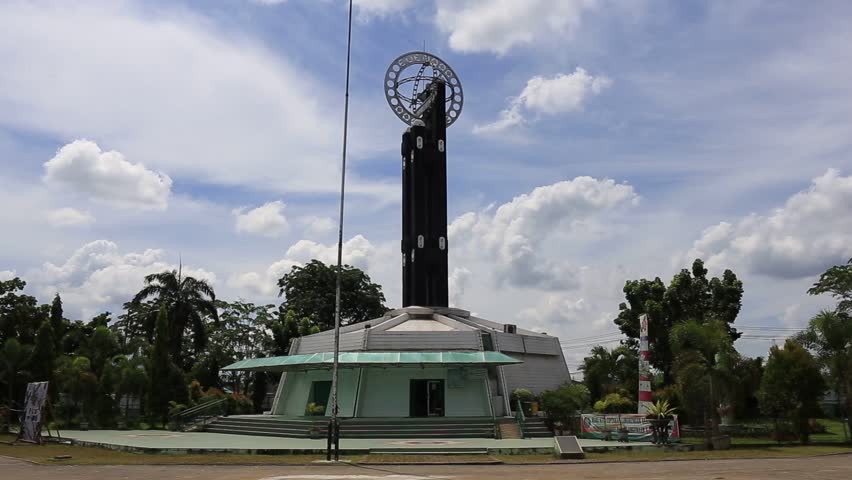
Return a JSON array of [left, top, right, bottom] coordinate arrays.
[[2, 0, 851, 373]]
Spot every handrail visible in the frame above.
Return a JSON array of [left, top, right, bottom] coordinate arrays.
[[515, 398, 526, 439], [171, 398, 227, 431]]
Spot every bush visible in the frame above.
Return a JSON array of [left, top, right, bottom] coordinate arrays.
[[594, 393, 635, 414], [540, 383, 590, 435], [227, 393, 254, 415]]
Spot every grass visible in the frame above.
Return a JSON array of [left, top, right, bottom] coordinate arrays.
[[680, 417, 851, 446]]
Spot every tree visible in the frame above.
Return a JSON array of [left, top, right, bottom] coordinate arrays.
[[539, 383, 591, 435], [208, 300, 274, 393], [0, 277, 45, 347], [56, 356, 99, 423], [131, 269, 218, 367], [114, 354, 149, 420], [795, 309, 852, 441], [49, 294, 66, 349], [149, 306, 179, 423], [581, 345, 638, 403], [808, 258, 852, 313], [30, 320, 55, 386], [1, 338, 32, 407], [670, 318, 737, 446], [277, 260, 387, 331], [270, 309, 301, 355], [614, 259, 743, 383], [759, 339, 826, 444]]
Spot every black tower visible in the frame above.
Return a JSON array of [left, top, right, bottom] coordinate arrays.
[[401, 81, 449, 307]]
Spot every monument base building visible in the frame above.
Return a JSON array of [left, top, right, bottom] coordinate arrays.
[[218, 306, 571, 437]]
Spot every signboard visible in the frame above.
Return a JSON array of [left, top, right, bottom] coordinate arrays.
[[554, 435, 585, 459], [18, 381, 49, 443], [580, 413, 680, 442]]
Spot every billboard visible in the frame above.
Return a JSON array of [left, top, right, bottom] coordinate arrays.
[[18, 381, 49, 443], [580, 413, 679, 442]]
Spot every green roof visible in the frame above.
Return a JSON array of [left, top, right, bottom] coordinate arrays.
[[221, 351, 522, 372]]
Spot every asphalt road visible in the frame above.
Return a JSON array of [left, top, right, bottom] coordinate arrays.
[[3, 454, 852, 480]]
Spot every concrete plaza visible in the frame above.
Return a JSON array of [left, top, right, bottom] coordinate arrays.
[[58, 430, 653, 455]]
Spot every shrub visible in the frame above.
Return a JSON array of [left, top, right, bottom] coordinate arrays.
[[594, 393, 635, 414]]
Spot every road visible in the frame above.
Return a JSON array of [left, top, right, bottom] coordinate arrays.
[[2, 454, 851, 480]]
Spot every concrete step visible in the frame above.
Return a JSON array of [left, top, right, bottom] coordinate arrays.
[[206, 415, 497, 439]]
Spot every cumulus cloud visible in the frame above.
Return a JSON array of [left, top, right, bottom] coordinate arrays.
[[229, 235, 379, 296], [43, 140, 172, 209], [353, 0, 414, 19], [448, 267, 472, 307], [436, 0, 597, 55], [0, 2, 394, 202], [301, 216, 337, 235], [686, 169, 852, 279], [475, 68, 612, 134], [29, 240, 215, 319], [449, 177, 638, 290], [0, 270, 16, 281], [234, 201, 289, 237], [46, 207, 95, 227]]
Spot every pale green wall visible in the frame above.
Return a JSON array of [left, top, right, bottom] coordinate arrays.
[[356, 367, 490, 417], [274, 369, 359, 417]]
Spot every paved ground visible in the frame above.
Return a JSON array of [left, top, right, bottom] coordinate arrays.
[[61, 430, 561, 452], [3, 454, 851, 480]]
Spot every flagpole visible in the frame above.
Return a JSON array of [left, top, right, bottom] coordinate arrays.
[[328, 0, 354, 463]]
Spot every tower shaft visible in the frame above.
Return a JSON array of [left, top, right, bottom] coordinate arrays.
[[401, 81, 448, 307]]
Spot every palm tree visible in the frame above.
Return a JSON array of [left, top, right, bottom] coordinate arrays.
[[670, 318, 737, 448], [581, 344, 638, 402], [795, 309, 852, 443], [131, 268, 217, 366]]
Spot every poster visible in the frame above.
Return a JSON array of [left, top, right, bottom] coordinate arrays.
[[18, 381, 49, 443], [580, 413, 680, 442]]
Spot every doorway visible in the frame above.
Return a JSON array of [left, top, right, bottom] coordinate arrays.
[[410, 379, 445, 417]]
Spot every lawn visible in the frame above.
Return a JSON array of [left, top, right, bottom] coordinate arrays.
[[680, 418, 850, 446]]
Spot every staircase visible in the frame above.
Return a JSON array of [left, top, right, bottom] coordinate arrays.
[[521, 416, 553, 438], [205, 415, 497, 439], [497, 419, 522, 439]]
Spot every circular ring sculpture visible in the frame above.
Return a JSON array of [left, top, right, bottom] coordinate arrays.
[[384, 51, 464, 127]]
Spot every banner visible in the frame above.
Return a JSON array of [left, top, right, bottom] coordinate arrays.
[[580, 413, 679, 442], [18, 381, 49, 443]]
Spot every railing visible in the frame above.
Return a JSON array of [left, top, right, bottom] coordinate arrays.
[[170, 398, 227, 431], [515, 398, 526, 439]]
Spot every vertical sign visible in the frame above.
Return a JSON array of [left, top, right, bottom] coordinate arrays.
[[638, 314, 653, 414], [18, 381, 49, 443]]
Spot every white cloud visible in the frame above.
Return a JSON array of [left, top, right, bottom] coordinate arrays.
[[229, 235, 380, 296], [46, 207, 95, 227], [29, 240, 216, 319], [686, 169, 852, 279], [0, 1, 393, 201], [234, 201, 289, 237], [302, 216, 337, 235], [0, 270, 16, 281], [353, 0, 414, 19], [449, 176, 638, 290], [436, 0, 598, 55], [475, 68, 611, 134], [448, 267, 471, 307], [43, 140, 172, 209]]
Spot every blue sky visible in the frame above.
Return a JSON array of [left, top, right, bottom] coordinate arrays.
[[2, 0, 851, 371]]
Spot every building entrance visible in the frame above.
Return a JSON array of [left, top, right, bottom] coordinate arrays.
[[409, 379, 444, 417]]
